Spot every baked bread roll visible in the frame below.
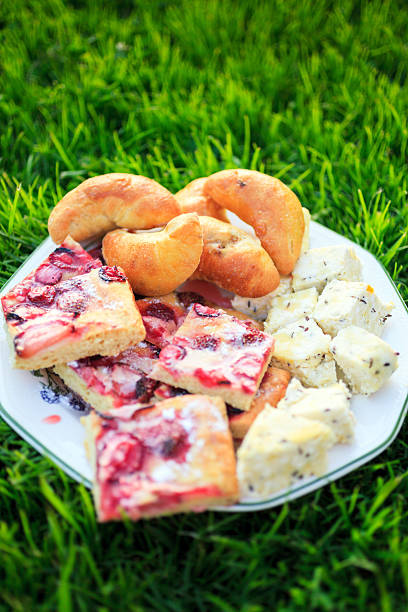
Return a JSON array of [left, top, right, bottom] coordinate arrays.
[[204, 169, 305, 274], [102, 213, 203, 296], [193, 216, 279, 297], [48, 173, 180, 243], [175, 177, 229, 222]]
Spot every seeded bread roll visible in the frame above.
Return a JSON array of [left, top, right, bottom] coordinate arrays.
[[192, 216, 280, 297], [204, 169, 305, 274], [48, 173, 181, 243], [102, 213, 203, 296]]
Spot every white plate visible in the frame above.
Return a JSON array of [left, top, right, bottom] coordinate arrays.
[[1, 221, 407, 512]]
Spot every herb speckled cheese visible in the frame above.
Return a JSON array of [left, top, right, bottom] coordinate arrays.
[[264, 288, 318, 334], [231, 275, 292, 321], [237, 408, 335, 498], [330, 326, 399, 394], [277, 378, 355, 443], [292, 246, 362, 292], [314, 280, 394, 337], [270, 317, 337, 387]]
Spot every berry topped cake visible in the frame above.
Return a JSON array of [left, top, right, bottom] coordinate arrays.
[[136, 294, 186, 348], [54, 344, 160, 416], [2, 263, 146, 370], [82, 394, 238, 521], [150, 304, 275, 411]]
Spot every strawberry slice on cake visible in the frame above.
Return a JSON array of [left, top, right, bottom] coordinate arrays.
[[150, 304, 275, 411], [2, 262, 146, 370], [54, 343, 161, 416], [82, 394, 238, 521]]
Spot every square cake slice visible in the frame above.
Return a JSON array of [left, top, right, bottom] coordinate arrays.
[[54, 344, 160, 417], [82, 394, 238, 521], [150, 303, 275, 410], [4, 265, 145, 369]]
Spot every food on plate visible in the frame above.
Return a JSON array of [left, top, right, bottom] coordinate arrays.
[[231, 275, 293, 320], [277, 378, 355, 443], [102, 213, 203, 296], [136, 294, 187, 348], [270, 317, 337, 387], [150, 304, 274, 411], [300, 207, 311, 254], [192, 215, 280, 297], [330, 326, 399, 394], [227, 366, 291, 440], [48, 173, 180, 243], [237, 408, 335, 498], [313, 280, 394, 337], [175, 177, 229, 222], [264, 287, 318, 334], [2, 260, 145, 370], [54, 346, 160, 416], [82, 394, 238, 521], [292, 245, 363, 293], [204, 168, 305, 274]]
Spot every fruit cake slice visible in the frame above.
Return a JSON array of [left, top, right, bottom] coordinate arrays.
[[54, 344, 160, 416], [150, 303, 274, 411], [136, 294, 187, 348], [3, 265, 145, 369], [82, 394, 238, 521]]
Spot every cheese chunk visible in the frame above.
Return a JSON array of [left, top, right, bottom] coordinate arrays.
[[231, 275, 292, 321], [270, 317, 337, 387], [264, 288, 318, 334], [301, 207, 311, 254], [314, 280, 394, 338], [292, 246, 362, 292], [277, 378, 355, 443], [237, 408, 335, 498], [330, 326, 399, 394]]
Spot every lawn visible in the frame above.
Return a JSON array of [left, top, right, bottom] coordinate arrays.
[[1, 0, 408, 609]]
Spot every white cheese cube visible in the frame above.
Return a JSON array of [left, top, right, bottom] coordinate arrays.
[[277, 378, 355, 443], [237, 408, 335, 498], [265, 288, 318, 334], [314, 280, 394, 337], [330, 326, 399, 394], [301, 207, 311, 254], [292, 246, 363, 292], [270, 317, 337, 387], [231, 275, 292, 321]]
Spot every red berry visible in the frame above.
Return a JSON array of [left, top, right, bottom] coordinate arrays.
[[159, 344, 187, 367], [98, 266, 127, 283], [27, 285, 56, 306], [192, 335, 219, 351], [35, 264, 63, 285], [193, 303, 220, 318], [143, 302, 177, 323]]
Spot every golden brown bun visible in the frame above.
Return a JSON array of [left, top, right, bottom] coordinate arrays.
[[175, 178, 229, 222], [192, 216, 280, 297], [48, 173, 181, 243], [204, 169, 305, 275], [102, 213, 203, 296]]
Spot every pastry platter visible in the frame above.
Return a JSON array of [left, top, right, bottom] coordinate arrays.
[[1, 216, 407, 512]]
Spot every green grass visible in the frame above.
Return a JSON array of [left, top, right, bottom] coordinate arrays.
[[1, 0, 408, 609]]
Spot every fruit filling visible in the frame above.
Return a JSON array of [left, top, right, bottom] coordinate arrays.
[[69, 350, 159, 407], [155, 304, 274, 395], [136, 297, 186, 348]]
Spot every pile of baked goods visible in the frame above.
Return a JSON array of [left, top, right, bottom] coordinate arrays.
[[1, 170, 400, 521]]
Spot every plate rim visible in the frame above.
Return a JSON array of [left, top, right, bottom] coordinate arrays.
[[1, 223, 407, 508]]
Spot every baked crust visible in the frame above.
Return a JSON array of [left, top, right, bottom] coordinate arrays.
[[3, 266, 145, 370], [193, 216, 279, 297], [102, 213, 203, 296], [228, 366, 291, 439], [175, 177, 229, 222], [150, 304, 274, 411], [48, 173, 181, 243], [204, 169, 305, 275], [82, 394, 238, 521]]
